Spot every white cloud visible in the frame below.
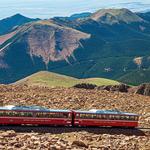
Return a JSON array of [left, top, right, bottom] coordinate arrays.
[[0, 0, 150, 19]]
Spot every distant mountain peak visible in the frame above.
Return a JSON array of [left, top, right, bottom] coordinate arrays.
[[0, 13, 39, 35], [70, 12, 91, 20], [91, 8, 144, 24], [2, 13, 30, 21], [13, 13, 25, 17]]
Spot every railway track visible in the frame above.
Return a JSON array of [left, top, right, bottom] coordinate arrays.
[[0, 125, 149, 136]]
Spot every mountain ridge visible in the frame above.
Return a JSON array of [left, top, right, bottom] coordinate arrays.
[[0, 13, 39, 35], [0, 9, 150, 85]]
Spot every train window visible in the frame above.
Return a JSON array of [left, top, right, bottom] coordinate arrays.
[[85, 114, 90, 119], [35, 112, 69, 118], [128, 116, 131, 120], [76, 114, 79, 118], [62, 113, 68, 118], [135, 116, 138, 121], [0, 111, 5, 116], [36, 112, 43, 117], [104, 115, 108, 120], [20, 112, 32, 117], [27, 112, 33, 117], [112, 115, 116, 120], [79, 114, 83, 118], [1, 111, 12, 116], [97, 114, 102, 119], [89, 114, 92, 119], [129, 116, 135, 120], [101, 115, 106, 119], [125, 116, 128, 120], [92, 114, 97, 119], [79, 114, 86, 119], [114, 115, 120, 120], [81, 114, 86, 119], [107, 115, 110, 119], [79, 113, 91, 119], [120, 115, 124, 120], [84, 114, 88, 118], [79, 113, 110, 119], [0, 111, 3, 116], [0, 111, 25, 117], [68, 113, 72, 118], [109, 115, 115, 120]]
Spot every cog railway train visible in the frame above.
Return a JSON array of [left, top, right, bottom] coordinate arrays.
[[0, 105, 139, 128]]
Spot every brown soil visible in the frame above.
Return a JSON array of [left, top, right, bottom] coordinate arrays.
[[0, 31, 16, 45], [0, 84, 149, 150]]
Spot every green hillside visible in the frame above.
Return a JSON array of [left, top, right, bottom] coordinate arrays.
[[118, 69, 150, 86], [15, 71, 120, 87]]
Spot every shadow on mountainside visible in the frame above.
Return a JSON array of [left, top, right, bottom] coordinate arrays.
[[0, 125, 147, 136]]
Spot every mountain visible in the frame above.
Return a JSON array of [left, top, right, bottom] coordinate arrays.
[[70, 12, 91, 20], [0, 20, 89, 83], [15, 71, 119, 87], [91, 8, 143, 24], [0, 14, 39, 35], [137, 12, 150, 22], [0, 9, 150, 85], [52, 9, 150, 85]]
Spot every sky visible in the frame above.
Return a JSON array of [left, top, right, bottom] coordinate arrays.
[[0, 0, 150, 19]]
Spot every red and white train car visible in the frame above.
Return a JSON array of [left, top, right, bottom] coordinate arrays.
[[0, 105, 139, 128], [0, 105, 72, 126], [73, 109, 139, 127]]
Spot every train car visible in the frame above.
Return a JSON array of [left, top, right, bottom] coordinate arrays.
[[73, 109, 139, 127], [0, 105, 72, 126]]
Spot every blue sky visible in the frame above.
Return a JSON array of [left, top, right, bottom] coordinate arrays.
[[0, 0, 150, 19]]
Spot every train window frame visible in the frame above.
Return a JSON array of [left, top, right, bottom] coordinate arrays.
[[35, 112, 69, 118]]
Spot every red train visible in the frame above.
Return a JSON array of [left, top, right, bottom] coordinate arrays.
[[0, 105, 139, 128]]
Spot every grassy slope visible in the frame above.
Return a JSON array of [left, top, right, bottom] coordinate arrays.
[[118, 69, 150, 85], [15, 71, 120, 87]]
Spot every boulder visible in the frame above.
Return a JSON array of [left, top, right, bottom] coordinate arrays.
[[72, 140, 88, 148], [135, 83, 150, 96], [97, 84, 130, 93], [73, 83, 97, 89], [1, 130, 17, 137]]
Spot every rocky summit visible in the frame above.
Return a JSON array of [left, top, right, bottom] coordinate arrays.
[[0, 85, 149, 149]]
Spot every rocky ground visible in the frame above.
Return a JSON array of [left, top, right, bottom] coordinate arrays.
[[0, 84, 149, 150]]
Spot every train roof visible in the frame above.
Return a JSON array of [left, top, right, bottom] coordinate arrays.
[[74, 109, 139, 116], [0, 105, 71, 113]]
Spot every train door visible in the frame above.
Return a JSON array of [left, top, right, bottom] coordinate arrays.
[[71, 111, 75, 126]]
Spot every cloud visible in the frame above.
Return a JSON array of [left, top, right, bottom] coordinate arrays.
[[0, 0, 150, 19]]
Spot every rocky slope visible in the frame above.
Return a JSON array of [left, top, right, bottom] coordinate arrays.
[[0, 85, 149, 149], [0, 20, 90, 83]]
